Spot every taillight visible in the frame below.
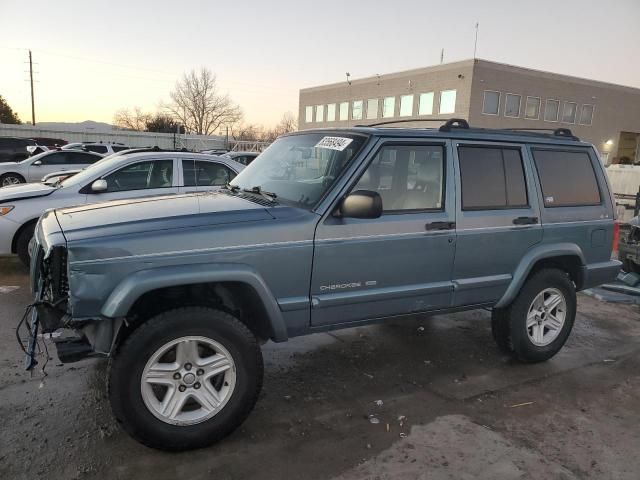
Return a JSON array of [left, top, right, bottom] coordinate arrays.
[[612, 222, 620, 258]]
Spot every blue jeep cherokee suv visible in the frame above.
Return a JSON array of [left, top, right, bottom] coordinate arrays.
[[25, 119, 620, 450]]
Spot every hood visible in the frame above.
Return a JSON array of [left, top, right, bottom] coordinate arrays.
[[0, 182, 56, 203], [55, 191, 275, 241]]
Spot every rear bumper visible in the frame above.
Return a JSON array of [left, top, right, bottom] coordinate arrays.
[[580, 260, 622, 290]]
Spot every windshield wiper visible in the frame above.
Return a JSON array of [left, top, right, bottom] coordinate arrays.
[[242, 185, 277, 202], [224, 181, 240, 192]]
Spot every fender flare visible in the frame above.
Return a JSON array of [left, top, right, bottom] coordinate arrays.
[[495, 243, 585, 308], [101, 263, 288, 341]]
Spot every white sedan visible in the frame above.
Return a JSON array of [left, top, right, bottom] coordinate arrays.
[[0, 150, 244, 265], [0, 150, 104, 186]]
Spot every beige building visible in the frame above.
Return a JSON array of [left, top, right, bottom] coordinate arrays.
[[298, 59, 640, 164]]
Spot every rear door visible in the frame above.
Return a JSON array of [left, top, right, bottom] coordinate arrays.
[[311, 140, 456, 327], [451, 141, 543, 306]]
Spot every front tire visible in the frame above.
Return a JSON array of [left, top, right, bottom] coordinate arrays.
[[108, 307, 263, 451], [16, 223, 36, 267], [0, 173, 25, 187], [492, 269, 576, 363]]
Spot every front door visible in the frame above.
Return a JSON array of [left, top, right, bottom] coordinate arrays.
[[451, 142, 543, 306], [311, 141, 456, 327]]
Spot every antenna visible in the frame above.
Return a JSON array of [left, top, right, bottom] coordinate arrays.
[[440, 48, 444, 64], [473, 22, 479, 59]]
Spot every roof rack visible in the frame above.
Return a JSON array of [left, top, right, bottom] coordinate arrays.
[[504, 127, 579, 140], [356, 117, 456, 128]]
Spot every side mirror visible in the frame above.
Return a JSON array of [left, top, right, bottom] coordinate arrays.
[[33, 160, 42, 166], [339, 190, 383, 219], [90, 179, 108, 192]]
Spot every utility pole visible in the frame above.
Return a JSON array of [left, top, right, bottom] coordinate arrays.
[[28, 50, 35, 125], [473, 22, 479, 59]]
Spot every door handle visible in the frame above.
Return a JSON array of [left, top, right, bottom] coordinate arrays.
[[425, 221, 456, 231], [513, 216, 538, 225]]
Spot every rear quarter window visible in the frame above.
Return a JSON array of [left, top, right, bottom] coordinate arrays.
[[532, 149, 601, 207]]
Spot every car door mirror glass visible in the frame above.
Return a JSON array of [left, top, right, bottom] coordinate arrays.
[[91, 179, 108, 192], [340, 190, 383, 219]]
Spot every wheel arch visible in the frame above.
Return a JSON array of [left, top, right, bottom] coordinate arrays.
[[495, 243, 585, 309], [11, 217, 39, 254], [102, 264, 288, 348], [1, 171, 26, 185]]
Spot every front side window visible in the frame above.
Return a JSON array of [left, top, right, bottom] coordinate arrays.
[[366, 98, 378, 119], [579, 104, 594, 125], [532, 149, 601, 207], [352, 100, 363, 120], [544, 99, 560, 122], [305, 106, 313, 123], [86, 145, 108, 154], [316, 105, 324, 122], [439, 90, 456, 114], [327, 103, 336, 122], [562, 102, 577, 123], [419, 92, 434, 115], [339, 102, 349, 121], [482, 91, 500, 115], [382, 97, 395, 118], [68, 152, 101, 164], [458, 146, 528, 210], [505, 94, 521, 117], [525, 97, 541, 119], [229, 133, 366, 210], [103, 160, 174, 192], [183, 160, 236, 187], [352, 144, 444, 212], [39, 152, 69, 165]]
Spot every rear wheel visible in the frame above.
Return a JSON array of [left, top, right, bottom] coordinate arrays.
[[0, 173, 25, 187], [108, 307, 263, 450], [16, 223, 36, 267], [492, 269, 576, 363]]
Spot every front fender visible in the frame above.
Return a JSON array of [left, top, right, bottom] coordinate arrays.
[[100, 263, 288, 341], [495, 243, 586, 308]]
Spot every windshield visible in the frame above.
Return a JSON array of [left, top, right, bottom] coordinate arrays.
[[229, 133, 366, 209]]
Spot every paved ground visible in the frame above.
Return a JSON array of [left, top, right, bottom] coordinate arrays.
[[0, 256, 639, 480]]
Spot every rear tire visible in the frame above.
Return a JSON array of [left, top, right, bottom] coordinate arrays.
[[492, 268, 576, 363], [0, 173, 25, 187], [108, 307, 263, 451], [16, 223, 36, 267]]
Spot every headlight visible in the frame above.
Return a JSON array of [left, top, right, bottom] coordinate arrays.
[[0, 206, 14, 216]]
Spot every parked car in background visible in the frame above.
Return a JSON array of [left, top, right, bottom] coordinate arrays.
[[222, 151, 260, 166], [0, 150, 104, 187], [619, 216, 640, 273], [0, 151, 243, 264], [24, 121, 620, 450], [41, 169, 82, 185], [31, 137, 68, 148], [200, 148, 229, 155], [0, 137, 37, 162], [62, 142, 130, 155]]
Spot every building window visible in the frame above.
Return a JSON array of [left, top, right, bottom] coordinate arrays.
[[305, 106, 313, 123], [579, 104, 594, 126], [418, 92, 434, 115], [315, 105, 324, 122], [399, 94, 414, 117], [532, 149, 601, 206], [339, 102, 349, 121], [458, 146, 528, 210], [482, 91, 500, 115], [327, 104, 336, 122], [439, 90, 456, 114], [382, 96, 395, 118], [562, 102, 577, 124], [544, 99, 560, 122], [524, 97, 541, 120], [352, 100, 363, 120], [366, 98, 378, 119], [504, 94, 521, 118]]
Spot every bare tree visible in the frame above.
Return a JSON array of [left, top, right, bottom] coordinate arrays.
[[166, 68, 242, 136], [113, 107, 150, 131], [230, 122, 264, 142], [261, 112, 298, 142]]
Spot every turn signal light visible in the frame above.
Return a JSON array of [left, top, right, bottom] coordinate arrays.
[[0, 206, 14, 216]]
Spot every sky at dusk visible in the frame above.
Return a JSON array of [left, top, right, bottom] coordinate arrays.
[[1, 0, 639, 129]]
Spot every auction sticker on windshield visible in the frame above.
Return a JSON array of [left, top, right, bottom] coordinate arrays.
[[315, 136, 353, 151]]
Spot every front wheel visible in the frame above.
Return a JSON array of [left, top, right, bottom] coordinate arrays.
[[492, 268, 576, 363], [0, 173, 25, 187], [108, 307, 263, 450]]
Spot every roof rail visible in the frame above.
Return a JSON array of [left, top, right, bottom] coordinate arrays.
[[505, 127, 579, 140], [355, 117, 455, 128]]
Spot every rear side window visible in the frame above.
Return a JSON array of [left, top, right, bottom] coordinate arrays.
[[85, 145, 108, 154], [112, 146, 129, 152], [532, 149, 601, 207], [458, 146, 528, 210]]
